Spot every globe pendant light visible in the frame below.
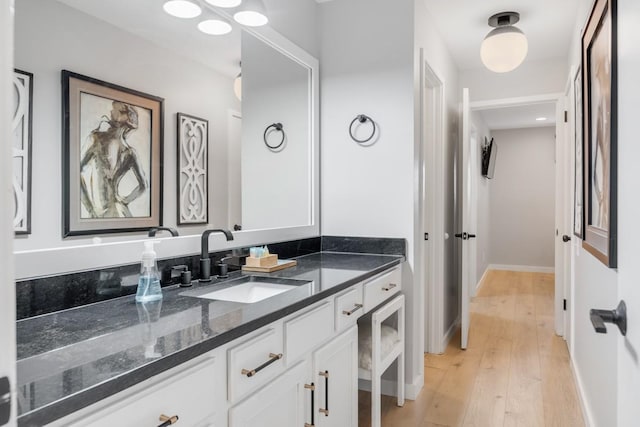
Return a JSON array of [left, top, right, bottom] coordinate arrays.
[[480, 12, 528, 73]]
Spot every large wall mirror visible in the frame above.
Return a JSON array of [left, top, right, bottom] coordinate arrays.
[[12, 0, 319, 279]]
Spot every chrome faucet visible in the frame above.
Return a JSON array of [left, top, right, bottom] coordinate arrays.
[[200, 229, 234, 282], [148, 227, 179, 237]]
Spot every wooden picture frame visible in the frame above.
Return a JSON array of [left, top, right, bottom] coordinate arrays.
[[177, 113, 209, 225], [581, 0, 617, 267], [12, 69, 33, 235], [573, 66, 584, 239], [62, 70, 164, 237]]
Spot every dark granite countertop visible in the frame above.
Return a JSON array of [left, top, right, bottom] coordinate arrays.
[[16, 251, 403, 426]]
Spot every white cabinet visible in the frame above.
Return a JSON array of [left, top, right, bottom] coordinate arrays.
[[227, 325, 284, 403], [228, 360, 312, 427], [61, 352, 226, 427], [312, 326, 358, 427]]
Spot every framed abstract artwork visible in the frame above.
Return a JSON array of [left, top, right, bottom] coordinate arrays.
[[573, 66, 584, 239], [62, 70, 164, 237], [177, 113, 209, 225], [581, 0, 617, 267], [12, 69, 33, 235]]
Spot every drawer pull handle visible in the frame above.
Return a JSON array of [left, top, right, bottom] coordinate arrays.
[[319, 370, 329, 416], [342, 303, 363, 316], [158, 414, 179, 427], [304, 383, 315, 427], [382, 283, 397, 291], [241, 353, 283, 377]]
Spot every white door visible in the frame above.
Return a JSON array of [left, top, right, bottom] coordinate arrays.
[[458, 88, 475, 350], [312, 326, 358, 427], [554, 96, 572, 337], [616, 1, 640, 422], [0, 1, 17, 425], [229, 360, 311, 427]]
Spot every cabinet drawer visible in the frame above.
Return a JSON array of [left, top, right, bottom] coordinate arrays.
[[228, 326, 284, 402], [363, 267, 402, 312], [70, 356, 220, 427], [335, 284, 364, 331], [285, 300, 334, 364]]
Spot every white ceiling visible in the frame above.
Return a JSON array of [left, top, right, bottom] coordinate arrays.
[[476, 102, 556, 131], [424, 0, 580, 71]]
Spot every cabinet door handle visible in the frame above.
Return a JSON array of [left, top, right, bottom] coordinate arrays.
[[342, 303, 363, 316], [304, 383, 315, 427], [241, 353, 283, 377], [319, 371, 329, 416], [382, 283, 397, 291], [158, 414, 179, 427]]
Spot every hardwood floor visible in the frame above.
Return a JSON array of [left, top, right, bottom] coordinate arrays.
[[358, 270, 584, 427]]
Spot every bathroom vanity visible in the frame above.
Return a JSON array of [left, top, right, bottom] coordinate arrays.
[[16, 252, 403, 426]]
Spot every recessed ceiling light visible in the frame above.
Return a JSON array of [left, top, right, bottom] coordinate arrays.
[[233, 0, 268, 27], [536, 117, 548, 121], [205, 0, 243, 7], [163, 0, 202, 18], [198, 19, 232, 35]]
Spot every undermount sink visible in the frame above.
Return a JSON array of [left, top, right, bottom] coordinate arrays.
[[183, 276, 310, 304]]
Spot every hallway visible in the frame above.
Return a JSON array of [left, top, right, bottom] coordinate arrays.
[[359, 270, 584, 426]]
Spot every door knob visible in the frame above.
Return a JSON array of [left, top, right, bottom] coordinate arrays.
[[468, 233, 476, 239], [562, 235, 571, 242], [590, 300, 627, 336]]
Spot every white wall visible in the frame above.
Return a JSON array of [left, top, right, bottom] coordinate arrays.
[[566, 0, 621, 424], [471, 112, 491, 283], [241, 32, 311, 230], [267, 0, 319, 58], [460, 58, 567, 102], [488, 127, 556, 268], [318, 0, 420, 391]]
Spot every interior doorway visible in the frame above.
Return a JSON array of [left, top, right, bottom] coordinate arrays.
[[419, 56, 446, 355], [467, 93, 571, 341]]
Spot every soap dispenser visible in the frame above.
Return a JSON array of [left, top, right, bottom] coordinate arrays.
[[136, 241, 163, 303]]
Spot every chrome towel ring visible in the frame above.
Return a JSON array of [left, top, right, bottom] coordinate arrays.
[[349, 114, 376, 144]]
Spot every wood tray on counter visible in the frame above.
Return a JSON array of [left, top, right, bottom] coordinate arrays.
[[241, 259, 297, 273]]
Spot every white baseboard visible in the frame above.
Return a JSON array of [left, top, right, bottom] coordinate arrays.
[[441, 316, 459, 351], [569, 353, 595, 427], [358, 373, 423, 401], [488, 264, 555, 274], [477, 267, 490, 293]]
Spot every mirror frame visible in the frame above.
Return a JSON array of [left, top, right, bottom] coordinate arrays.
[[12, 17, 319, 280]]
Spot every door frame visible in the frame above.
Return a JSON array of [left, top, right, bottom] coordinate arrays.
[[469, 92, 566, 339], [418, 54, 446, 354], [1, 0, 17, 425]]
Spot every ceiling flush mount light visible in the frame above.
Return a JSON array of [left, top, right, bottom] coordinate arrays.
[[205, 0, 242, 7], [198, 19, 232, 35], [233, 0, 269, 27], [480, 11, 528, 73], [536, 117, 548, 121], [163, 0, 202, 18]]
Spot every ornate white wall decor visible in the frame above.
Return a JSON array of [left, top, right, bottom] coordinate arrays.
[[177, 113, 208, 225], [13, 69, 33, 234]]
